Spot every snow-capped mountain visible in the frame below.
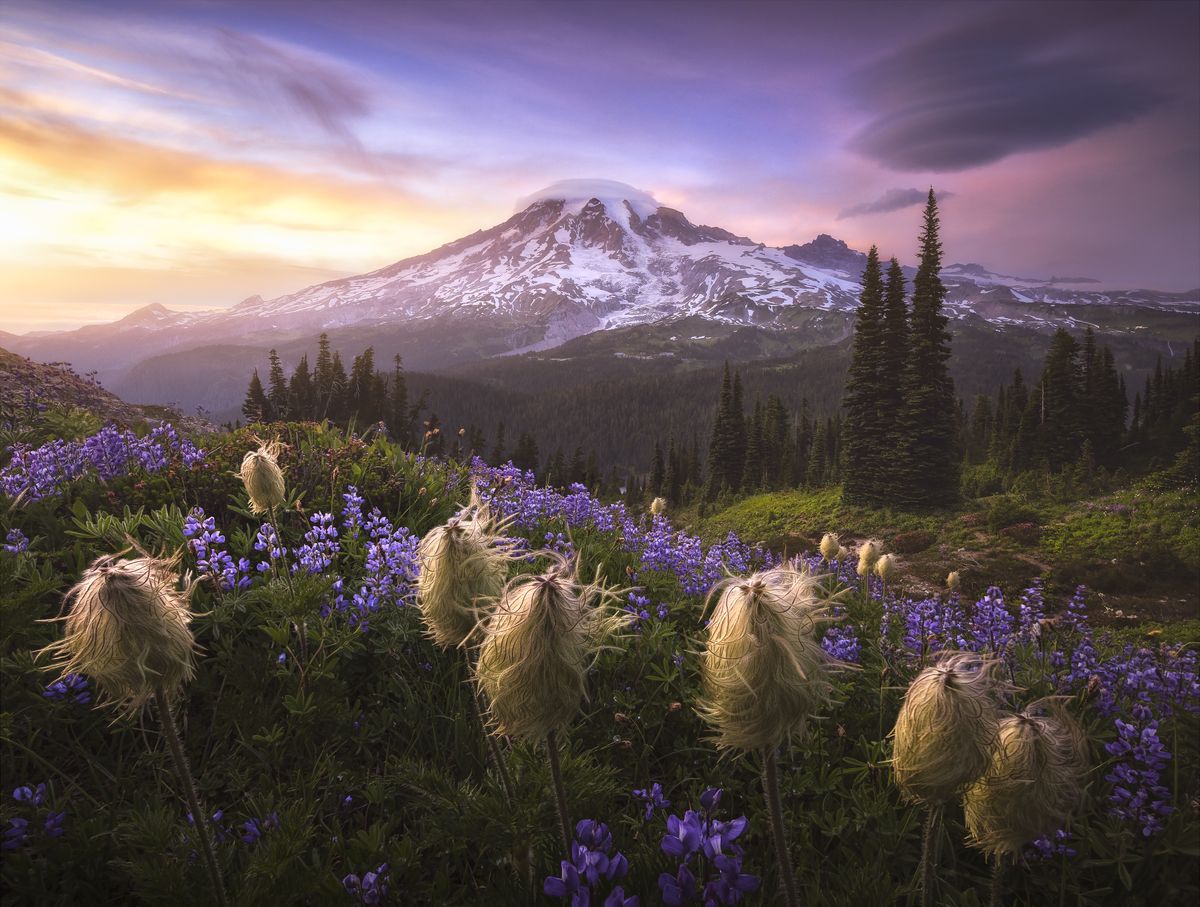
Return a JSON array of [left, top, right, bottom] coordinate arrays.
[[4, 179, 1196, 382]]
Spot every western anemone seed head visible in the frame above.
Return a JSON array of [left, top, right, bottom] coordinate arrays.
[[856, 539, 881, 577], [836, 545, 850, 561], [40, 554, 198, 712], [475, 554, 623, 742], [947, 570, 961, 592], [964, 699, 1089, 859], [875, 553, 897, 582], [819, 533, 840, 561], [237, 440, 285, 514], [698, 566, 846, 751], [892, 653, 1007, 805], [416, 508, 511, 649], [649, 497, 667, 516]]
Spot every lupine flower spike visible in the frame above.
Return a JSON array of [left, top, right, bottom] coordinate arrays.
[[475, 552, 624, 851], [698, 566, 850, 907], [39, 554, 228, 906], [892, 652, 1007, 907], [237, 439, 285, 515]]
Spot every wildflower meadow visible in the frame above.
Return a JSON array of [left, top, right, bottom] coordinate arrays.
[[1, 422, 1197, 906]]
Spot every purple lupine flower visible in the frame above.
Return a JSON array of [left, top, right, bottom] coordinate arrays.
[[3, 528, 29, 554], [633, 782, 671, 821], [43, 674, 91, 705]]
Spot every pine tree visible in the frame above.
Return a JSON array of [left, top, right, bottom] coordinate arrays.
[[289, 355, 314, 421], [388, 355, 410, 446], [328, 352, 348, 423], [731, 371, 746, 490], [842, 245, 887, 503], [314, 334, 334, 419], [664, 437, 681, 503], [267, 350, 290, 422], [242, 369, 270, 423], [741, 400, 765, 492], [878, 257, 909, 486], [512, 433, 539, 473], [706, 363, 740, 499], [1039, 328, 1083, 469], [650, 441, 665, 496], [896, 190, 958, 506]]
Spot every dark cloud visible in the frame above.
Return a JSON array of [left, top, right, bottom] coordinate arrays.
[[847, 12, 1164, 172], [837, 187, 953, 219]]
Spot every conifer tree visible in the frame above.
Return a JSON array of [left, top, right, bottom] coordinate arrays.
[[650, 441, 665, 496], [328, 352, 348, 422], [267, 350, 290, 422], [878, 257, 909, 485], [289, 355, 315, 421], [741, 400, 765, 492], [842, 246, 887, 503], [314, 334, 334, 418], [242, 369, 270, 423], [388, 355, 410, 446], [706, 363, 740, 499], [664, 438, 681, 503], [896, 190, 958, 506]]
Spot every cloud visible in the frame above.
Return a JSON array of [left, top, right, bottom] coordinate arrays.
[[846, 12, 1164, 172], [837, 187, 953, 219], [212, 28, 372, 152]]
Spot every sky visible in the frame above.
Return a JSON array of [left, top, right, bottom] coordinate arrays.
[[1, 0, 1197, 332]]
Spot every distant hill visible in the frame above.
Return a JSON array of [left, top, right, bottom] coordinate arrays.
[[0, 348, 210, 432]]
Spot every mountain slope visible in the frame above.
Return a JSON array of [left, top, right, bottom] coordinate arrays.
[[4, 180, 1196, 419]]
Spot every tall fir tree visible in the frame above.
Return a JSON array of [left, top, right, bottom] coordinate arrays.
[[841, 245, 887, 503], [242, 369, 270, 423], [896, 190, 958, 506], [314, 333, 334, 418], [706, 363, 741, 499], [289, 355, 314, 421], [388, 355, 410, 446], [266, 349, 290, 422], [878, 257, 909, 486]]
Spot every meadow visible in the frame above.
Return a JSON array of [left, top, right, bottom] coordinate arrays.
[[1, 422, 1197, 906]]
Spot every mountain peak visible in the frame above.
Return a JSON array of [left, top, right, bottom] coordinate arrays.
[[515, 179, 660, 218], [117, 302, 175, 325]]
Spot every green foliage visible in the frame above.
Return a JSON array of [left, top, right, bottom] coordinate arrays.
[[1, 426, 1197, 905]]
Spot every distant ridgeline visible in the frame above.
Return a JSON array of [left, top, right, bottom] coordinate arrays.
[[240, 194, 1198, 508]]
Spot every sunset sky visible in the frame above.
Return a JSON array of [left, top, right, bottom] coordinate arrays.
[[1, 0, 1197, 332]]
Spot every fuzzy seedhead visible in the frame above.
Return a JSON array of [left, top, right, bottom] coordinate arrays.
[[947, 571, 961, 592], [416, 507, 513, 649], [649, 497, 667, 517], [875, 553, 897, 582], [892, 653, 1008, 805], [474, 553, 624, 741], [698, 566, 848, 752], [237, 439, 285, 515], [40, 554, 198, 713], [819, 533, 840, 562], [856, 539, 882, 577], [964, 698, 1089, 859]]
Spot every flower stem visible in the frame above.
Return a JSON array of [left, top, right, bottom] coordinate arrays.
[[918, 803, 942, 907], [989, 858, 1004, 907], [546, 730, 571, 854], [467, 665, 514, 805], [155, 688, 228, 907], [762, 748, 800, 907]]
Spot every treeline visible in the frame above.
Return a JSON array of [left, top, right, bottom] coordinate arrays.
[[962, 333, 1198, 496]]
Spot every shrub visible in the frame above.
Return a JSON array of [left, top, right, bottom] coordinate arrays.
[[986, 496, 1041, 532], [892, 529, 936, 554]]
